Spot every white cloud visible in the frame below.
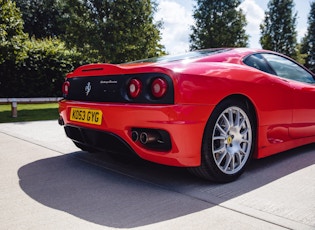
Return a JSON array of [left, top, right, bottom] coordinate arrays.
[[155, 0, 309, 52], [155, 0, 194, 54], [239, 0, 265, 48], [239, 0, 265, 34], [155, 0, 267, 52], [297, 26, 307, 42]]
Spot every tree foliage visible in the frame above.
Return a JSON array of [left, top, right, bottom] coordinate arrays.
[[0, 0, 28, 64], [301, 1, 315, 72], [260, 0, 297, 58], [0, 37, 83, 97], [15, 0, 165, 63], [189, 0, 249, 50], [12, 38, 83, 97], [0, 0, 83, 97], [14, 0, 64, 38], [1, 0, 165, 97]]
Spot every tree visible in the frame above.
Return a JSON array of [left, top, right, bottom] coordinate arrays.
[[12, 38, 83, 97], [0, 0, 83, 97], [0, 0, 28, 96], [189, 0, 249, 50], [15, 0, 165, 63], [301, 1, 315, 72], [102, 0, 165, 63], [61, 0, 165, 63], [14, 0, 64, 38], [0, 0, 28, 64], [260, 0, 297, 58]]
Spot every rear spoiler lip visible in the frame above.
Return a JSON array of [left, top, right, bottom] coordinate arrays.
[[66, 63, 174, 78]]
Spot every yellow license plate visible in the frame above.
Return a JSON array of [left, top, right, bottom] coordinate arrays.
[[70, 108, 102, 125]]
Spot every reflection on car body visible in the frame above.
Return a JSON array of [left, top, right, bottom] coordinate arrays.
[[59, 48, 315, 182]]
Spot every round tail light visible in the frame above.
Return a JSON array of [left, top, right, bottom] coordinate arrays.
[[128, 78, 142, 98], [62, 81, 70, 96], [151, 78, 168, 98]]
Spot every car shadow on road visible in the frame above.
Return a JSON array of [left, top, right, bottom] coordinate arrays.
[[18, 143, 315, 228]]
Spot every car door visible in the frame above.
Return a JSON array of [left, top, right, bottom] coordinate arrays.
[[261, 53, 315, 139]]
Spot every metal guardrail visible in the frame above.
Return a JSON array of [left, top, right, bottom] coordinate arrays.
[[0, 97, 63, 118], [0, 97, 62, 103]]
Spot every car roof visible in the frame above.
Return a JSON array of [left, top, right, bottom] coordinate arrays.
[[123, 48, 265, 66]]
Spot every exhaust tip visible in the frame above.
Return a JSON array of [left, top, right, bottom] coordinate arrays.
[[131, 128, 171, 151], [131, 131, 139, 142], [139, 132, 148, 144]]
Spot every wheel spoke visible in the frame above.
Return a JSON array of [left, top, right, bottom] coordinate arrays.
[[213, 145, 226, 155], [240, 127, 249, 136], [239, 117, 246, 128], [215, 123, 227, 136], [213, 135, 226, 141], [222, 114, 231, 130], [217, 149, 228, 165], [231, 155, 236, 171], [235, 109, 241, 126], [223, 153, 232, 171], [241, 139, 251, 145], [235, 150, 243, 166], [228, 109, 234, 126]]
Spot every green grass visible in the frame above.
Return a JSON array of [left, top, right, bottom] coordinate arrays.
[[0, 103, 59, 123]]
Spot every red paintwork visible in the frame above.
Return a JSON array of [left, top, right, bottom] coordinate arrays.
[[59, 48, 315, 167]]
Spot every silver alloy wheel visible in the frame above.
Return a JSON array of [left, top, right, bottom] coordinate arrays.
[[212, 106, 252, 175]]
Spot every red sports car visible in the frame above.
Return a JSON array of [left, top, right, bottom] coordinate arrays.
[[59, 48, 315, 182]]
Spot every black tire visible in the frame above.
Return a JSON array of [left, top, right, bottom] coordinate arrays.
[[189, 98, 256, 183]]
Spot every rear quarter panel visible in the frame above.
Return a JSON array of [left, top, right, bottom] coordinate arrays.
[[167, 62, 295, 158]]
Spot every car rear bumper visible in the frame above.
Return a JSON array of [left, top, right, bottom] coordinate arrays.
[[59, 100, 215, 167]]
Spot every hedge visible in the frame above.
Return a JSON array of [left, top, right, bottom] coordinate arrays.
[[0, 37, 83, 97]]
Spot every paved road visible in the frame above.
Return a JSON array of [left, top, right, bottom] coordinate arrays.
[[0, 120, 314, 230]]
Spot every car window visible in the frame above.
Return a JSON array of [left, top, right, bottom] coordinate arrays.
[[261, 53, 315, 84], [243, 54, 276, 75], [126, 48, 231, 64]]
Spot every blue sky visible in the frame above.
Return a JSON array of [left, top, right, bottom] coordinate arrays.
[[155, 0, 312, 54]]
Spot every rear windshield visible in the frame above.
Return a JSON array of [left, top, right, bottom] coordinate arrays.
[[127, 48, 231, 64]]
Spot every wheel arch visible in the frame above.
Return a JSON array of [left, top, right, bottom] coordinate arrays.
[[215, 94, 259, 158], [190, 93, 259, 182]]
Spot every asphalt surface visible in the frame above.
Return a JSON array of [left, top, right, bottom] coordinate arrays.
[[0, 120, 314, 230]]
